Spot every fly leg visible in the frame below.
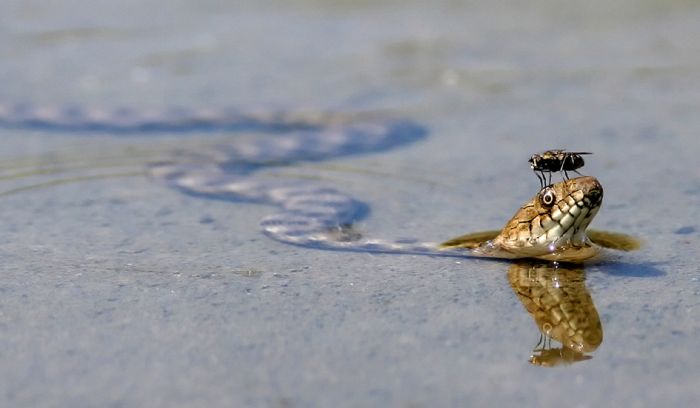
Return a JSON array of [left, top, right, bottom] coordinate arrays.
[[560, 156, 569, 181], [534, 333, 544, 351], [534, 171, 546, 189]]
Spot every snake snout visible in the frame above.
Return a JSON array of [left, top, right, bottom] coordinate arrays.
[[574, 176, 603, 206]]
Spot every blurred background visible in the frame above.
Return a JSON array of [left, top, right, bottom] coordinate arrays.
[[1, 1, 699, 406]]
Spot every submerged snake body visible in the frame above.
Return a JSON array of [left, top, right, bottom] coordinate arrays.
[[1, 102, 605, 261]]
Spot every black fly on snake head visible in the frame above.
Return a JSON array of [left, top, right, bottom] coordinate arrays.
[[529, 149, 592, 188]]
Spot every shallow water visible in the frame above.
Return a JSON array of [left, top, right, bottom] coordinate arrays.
[[1, 1, 700, 406]]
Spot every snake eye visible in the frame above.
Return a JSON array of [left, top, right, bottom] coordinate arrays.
[[540, 188, 556, 207]]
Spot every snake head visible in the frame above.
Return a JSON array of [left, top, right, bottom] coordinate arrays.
[[490, 176, 603, 261]]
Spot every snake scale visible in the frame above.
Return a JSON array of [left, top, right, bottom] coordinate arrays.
[[0, 102, 614, 262]]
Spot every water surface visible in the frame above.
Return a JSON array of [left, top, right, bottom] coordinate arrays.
[[1, 1, 699, 406]]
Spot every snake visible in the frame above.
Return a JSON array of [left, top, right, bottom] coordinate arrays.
[[0, 101, 637, 262]]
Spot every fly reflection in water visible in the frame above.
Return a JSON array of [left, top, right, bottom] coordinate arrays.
[[508, 261, 602, 367]]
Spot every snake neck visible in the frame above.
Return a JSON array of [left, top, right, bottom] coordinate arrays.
[[487, 176, 603, 261]]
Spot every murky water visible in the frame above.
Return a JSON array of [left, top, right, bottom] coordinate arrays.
[[1, 1, 699, 406]]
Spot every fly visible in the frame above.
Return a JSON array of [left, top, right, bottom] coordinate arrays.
[[529, 149, 592, 187]]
